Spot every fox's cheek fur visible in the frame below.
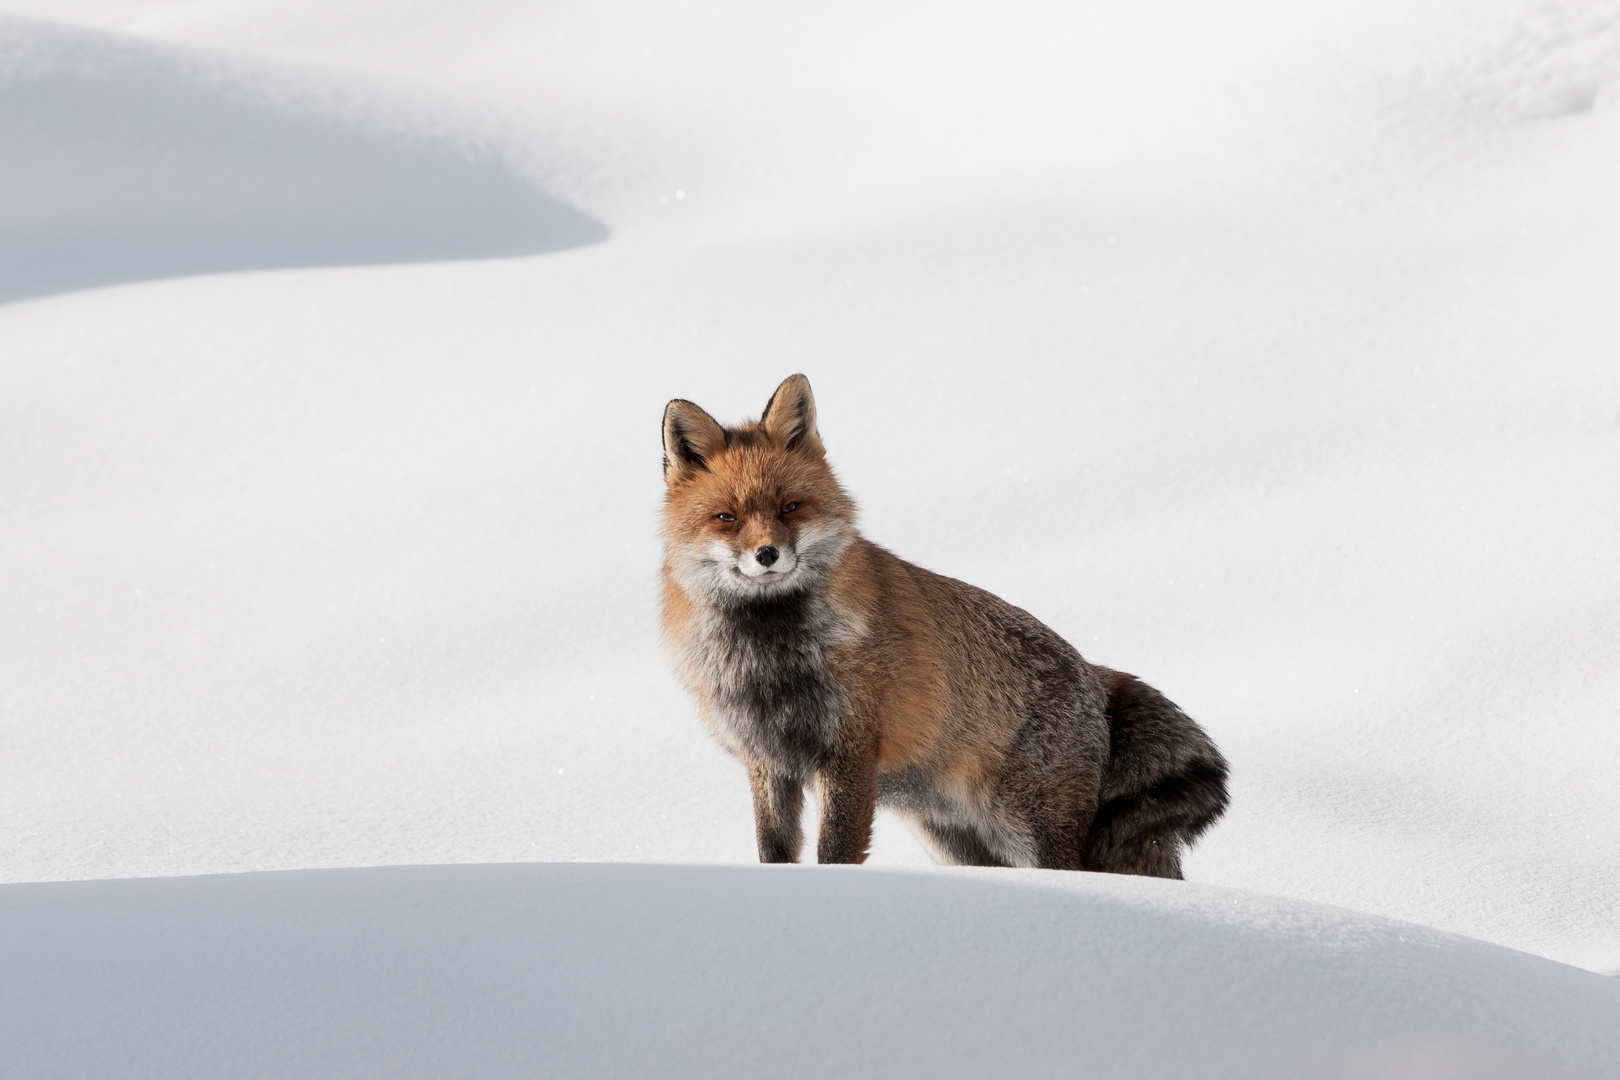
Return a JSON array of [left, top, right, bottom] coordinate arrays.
[[669, 515, 854, 602], [790, 518, 853, 572], [735, 516, 855, 585], [667, 535, 795, 600]]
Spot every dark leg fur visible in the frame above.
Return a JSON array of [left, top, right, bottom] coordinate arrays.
[[1028, 816, 1092, 872], [749, 765, 804, 863], [918, 821, 1012, 867], [1083, 672, 1229, 879], [816, 740, 878, 864]]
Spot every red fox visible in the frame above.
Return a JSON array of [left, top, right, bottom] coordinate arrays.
[[661, 375, 1228, 875]]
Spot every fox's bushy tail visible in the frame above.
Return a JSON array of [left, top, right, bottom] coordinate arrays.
[[1083, 669, 1229, 879]]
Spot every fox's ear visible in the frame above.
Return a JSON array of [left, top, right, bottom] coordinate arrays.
[[760, 374, 823, 455], [662, 399, 726, 480]]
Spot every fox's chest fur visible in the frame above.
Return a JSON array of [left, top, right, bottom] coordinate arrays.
[[683, 590, 851, 778]]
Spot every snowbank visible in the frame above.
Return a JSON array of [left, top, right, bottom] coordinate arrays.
[[3, 863, 1616, 1079]]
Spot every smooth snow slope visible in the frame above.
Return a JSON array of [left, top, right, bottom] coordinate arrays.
[[2, 0, 1618, 983], [3, 863, 1618, 1080]]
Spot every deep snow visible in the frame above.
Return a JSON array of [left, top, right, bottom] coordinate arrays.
[[1, 0, 1618, 1072], [4, 863, 1618, 1079]]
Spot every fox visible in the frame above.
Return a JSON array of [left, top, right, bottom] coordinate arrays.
[[660, 374, 1228, 875]]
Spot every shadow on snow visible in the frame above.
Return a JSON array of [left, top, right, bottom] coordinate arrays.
[[0, 18, 605, 305]]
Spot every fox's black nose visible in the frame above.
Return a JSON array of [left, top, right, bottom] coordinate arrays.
[[755, 546, 779, 567]]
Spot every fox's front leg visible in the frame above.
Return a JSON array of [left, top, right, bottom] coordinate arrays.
[[816, 738, 879, 864], [748, 764, 805, 863]]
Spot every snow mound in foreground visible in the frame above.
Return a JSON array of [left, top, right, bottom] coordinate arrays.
[[2, 863, 1615, 1079]]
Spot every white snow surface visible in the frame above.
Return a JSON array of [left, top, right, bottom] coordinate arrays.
[[3, 863, 1619, 1079], [2, 0, 1619, 1073]]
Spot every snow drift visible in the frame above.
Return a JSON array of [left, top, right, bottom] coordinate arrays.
[[3, 863, 1616, 1079]]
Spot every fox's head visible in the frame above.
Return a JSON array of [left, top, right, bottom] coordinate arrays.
[[661, 374, 855, 602]]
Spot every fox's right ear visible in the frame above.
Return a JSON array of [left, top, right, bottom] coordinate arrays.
[[662, 399, 726, 481]]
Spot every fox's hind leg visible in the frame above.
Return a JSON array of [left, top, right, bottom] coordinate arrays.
[[915, 819, 1011, 867], [1082, 670, 1229, 879], [1025, 806, 1093, 871]]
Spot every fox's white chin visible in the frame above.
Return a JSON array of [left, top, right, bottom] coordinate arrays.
[[732, 565, 797, 587]]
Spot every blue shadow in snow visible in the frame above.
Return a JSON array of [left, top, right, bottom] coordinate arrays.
[[0, 19, 606, 305]]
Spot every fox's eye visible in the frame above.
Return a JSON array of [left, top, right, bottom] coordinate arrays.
[[782, 502, 799, 514], [716, 512, 735, 523]]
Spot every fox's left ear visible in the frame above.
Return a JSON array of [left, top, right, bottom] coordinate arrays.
[[760, 374, 823, 455]]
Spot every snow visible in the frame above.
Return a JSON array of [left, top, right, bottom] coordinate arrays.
[[2, 0, 1618, 1073], [4, 863, 1618, 1079]]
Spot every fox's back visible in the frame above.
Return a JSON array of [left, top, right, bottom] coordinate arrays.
[[815, 538, 1111, 786]]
